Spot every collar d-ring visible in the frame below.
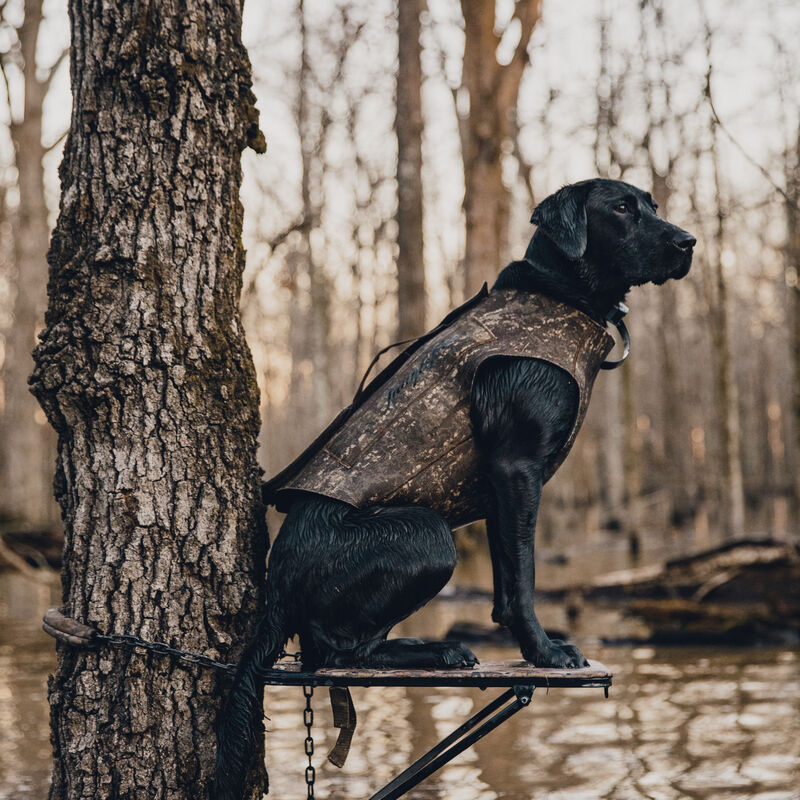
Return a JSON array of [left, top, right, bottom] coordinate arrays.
[[601, 302, 630, 370]]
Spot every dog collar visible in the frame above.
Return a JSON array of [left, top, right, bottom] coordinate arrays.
[[601, 302, 630, 370]]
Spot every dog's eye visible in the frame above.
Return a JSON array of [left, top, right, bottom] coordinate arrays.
[[614, 202, 631, 214]]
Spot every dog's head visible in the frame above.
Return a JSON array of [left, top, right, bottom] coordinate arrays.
[[528, 179, 695, 289]]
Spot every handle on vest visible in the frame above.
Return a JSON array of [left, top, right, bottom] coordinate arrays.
[[352, 283, 491, 402], [353, 334, 425, 402]]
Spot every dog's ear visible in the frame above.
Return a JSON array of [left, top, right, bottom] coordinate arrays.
[[530, 183, 592, 260]]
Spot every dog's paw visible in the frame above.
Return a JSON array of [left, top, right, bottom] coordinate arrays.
[[522, 639, 589, 669], [434, 641, 479, 669]]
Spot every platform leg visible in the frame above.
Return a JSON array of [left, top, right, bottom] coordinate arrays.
[[368, 685, 534, 800]]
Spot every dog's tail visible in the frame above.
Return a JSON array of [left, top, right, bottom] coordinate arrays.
[[213, 597, 288, 800]]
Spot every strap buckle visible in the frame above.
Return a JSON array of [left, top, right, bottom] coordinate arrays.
[[601, 302, 630, 370]]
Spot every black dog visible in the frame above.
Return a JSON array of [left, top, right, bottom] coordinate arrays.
[[214, 179, 695, 798]]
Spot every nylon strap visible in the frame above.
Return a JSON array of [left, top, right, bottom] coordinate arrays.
[[327, 686, 357, 767]]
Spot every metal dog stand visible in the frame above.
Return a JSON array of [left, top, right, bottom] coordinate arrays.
[[263, 659, 613, 799], [39, 610, 612, 798]]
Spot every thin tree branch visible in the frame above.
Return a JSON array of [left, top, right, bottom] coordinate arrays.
[[705, 66, 793, 205], [697, 0, 795, 207], [44, 126, 68, 153], [510, 110, 535, 208], [267, 216, 307, 251], [495, 0, 541, 109], [42, 45, 69, 90]]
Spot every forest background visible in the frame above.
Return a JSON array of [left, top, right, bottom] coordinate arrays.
[[1, 0, 799, 566]]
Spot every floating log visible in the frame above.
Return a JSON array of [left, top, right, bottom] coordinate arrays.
[[586, 538, 800, 642]]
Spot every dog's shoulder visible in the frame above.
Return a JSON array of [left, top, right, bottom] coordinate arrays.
[[492, 260, 531, 292]]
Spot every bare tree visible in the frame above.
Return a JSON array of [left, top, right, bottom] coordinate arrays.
[[459, 0, 542, 294], [592, 11, 638, 535], [704, 50, 745, 538], [29, 1, 267, 797], [785, 121, 800, 508], [396, 0, 426, 339], [252, 2, 398, 476], [0, 0, 64, 531], [296, 0, 334, 431], [640, 0, 695, 529]]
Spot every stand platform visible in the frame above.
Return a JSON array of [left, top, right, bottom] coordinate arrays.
[[263, 660, 612, 800], [38, 609, 613, 798], [263, 658, 611, 689]]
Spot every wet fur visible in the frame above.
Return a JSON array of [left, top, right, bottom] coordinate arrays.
[[213, 179, 695, 798]]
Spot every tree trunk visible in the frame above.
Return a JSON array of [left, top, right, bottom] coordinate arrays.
[[650, 172, 690, 527], [657, 280, 686, 516], [297, 0, 332, 431], [460, 0, 541, 295], [395, 0, 425, 339], [621, 353, 642, 550], [708, 115, 745, 539], [601, 370, 625, 524], [0, 0, 60, 531], [29, 2, 267, 797], [592, 21, 642, 537], [786, 123, 800, 513]]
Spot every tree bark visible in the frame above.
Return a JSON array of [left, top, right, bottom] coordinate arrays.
[[395, 0, 425, 339], [0, 0, 60, 531], [30, 1, 267, 797], [460, 0, 541, 295]]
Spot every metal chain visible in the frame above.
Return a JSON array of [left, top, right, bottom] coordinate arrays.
[[303, 685, 315, 798], [93, 631, 301, 675], [95, 632, 237, 674]]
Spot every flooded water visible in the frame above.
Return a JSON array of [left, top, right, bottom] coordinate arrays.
[[1, 571, 799, 800]]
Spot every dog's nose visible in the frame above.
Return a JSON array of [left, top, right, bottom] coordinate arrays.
[[673, 233, 696, 251]]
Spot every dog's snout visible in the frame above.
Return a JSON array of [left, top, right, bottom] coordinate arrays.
[[673, 232, 696, 252]]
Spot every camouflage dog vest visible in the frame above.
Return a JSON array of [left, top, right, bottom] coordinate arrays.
[[263, 286, 614, 528]]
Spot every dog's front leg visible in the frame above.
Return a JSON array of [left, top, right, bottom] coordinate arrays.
[[487, 457, 588, 669], [486, 503, 514, 626]]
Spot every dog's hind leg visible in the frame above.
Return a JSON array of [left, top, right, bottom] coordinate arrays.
[[363, 637, 478, 668], [292, 500, 477, 669]]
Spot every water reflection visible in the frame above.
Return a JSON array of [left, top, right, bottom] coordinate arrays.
[[1, 575, 798, 800], [0, 574, 59, 800]]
